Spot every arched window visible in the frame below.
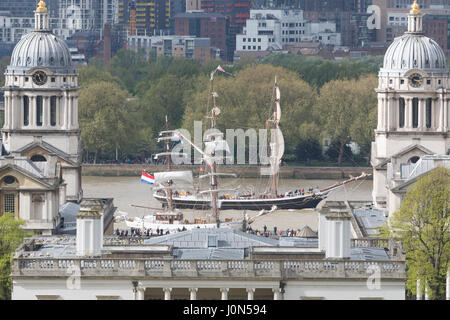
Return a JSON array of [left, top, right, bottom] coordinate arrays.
[[412, 98, 419, 128], [426, 98, 432, 128], [408, 156, 420, 164], [30, 154, 47, 162], [36, 96, 43, 126], [399, 98, 405, 128], [50, 96, 57, 126], [23, 96, 29, 126]]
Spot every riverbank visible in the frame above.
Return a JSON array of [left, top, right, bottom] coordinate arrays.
[[82, 164, 372, 180]]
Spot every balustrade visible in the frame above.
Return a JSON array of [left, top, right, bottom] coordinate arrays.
[[14, 258, 405, 279]]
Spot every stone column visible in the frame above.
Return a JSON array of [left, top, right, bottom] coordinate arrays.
[[189, 288, 198, 300], [446, 269, 450, 300], [377, 96, 383, 130], [62, 92, 68, 129], [4, 93, 9, 128], [273, 288, 282, 300], [10, 94, 16, 129], [67, 96, 73, 129], [136, 287, 145, 300], [220, 288, 229, 300], [424, 281, 430, 300], [438, 95, 444, 131], [405, 97, 412, 129], [416, 279, 422, 300], [73, 95, 79, 129], [246, 288, 255, 300], [163, 287, 172, 300], [418, 98, 425, 130], [444, 98, 449, 132], [384, 96, 389, 130], [44, 96, 50, 128]]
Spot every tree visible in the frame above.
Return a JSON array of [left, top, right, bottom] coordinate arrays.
[[0, 213, 29, 300], [183, 64, 316, 156], [0, 56, 10, 86], [314, 75, 377, 166], [78, 81, 139, 162], [385, 168, 449, 300]]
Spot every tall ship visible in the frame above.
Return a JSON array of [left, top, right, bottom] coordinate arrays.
[[152, 68, 369, 211]]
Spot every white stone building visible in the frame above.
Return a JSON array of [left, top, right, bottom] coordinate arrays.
[[235, 9, 341, 53], [371, 2, 450, 216], [11, 201, 407, 300], [0, 1, 83, 235]]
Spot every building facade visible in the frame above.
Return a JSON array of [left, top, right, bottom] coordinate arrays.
[[173, 12, 228, 60], [0, 1, 83, 234], [371, 2, 450, 215]]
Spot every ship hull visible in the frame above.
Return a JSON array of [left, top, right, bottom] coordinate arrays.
[[153, 193, 325, 210]]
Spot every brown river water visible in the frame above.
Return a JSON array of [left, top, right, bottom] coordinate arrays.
[[82, 176, 373, 232]]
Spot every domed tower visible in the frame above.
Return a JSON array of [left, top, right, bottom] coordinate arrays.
[[372, 0, 450, 214], [2, 1, 82, 202]]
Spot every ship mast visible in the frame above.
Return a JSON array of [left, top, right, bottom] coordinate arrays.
[[272, 77, 279, 197], [165, 115, 174, 211], [209, 71, 219, 227]]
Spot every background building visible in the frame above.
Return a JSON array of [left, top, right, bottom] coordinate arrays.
[[173, 12, 228, 60]]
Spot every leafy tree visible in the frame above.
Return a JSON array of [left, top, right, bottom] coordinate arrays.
[[78, 81, 139, 162], [183, 64, 316, 157], [384, 168, 449, 300], [314, 75, 377, 166], [0, 213, 29, 300], [0, 56, 10, 86], [294, 138, 322, 163], [78, 65, 122, 88]]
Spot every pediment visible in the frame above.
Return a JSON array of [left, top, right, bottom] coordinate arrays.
[[375, 144, 434, 169], [16, 142, 75, 166], [0, 165, 55, 189]]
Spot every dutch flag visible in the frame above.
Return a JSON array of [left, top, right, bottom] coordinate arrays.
[[140, 172, 155, 185]]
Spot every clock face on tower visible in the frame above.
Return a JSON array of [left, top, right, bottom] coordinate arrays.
[[32, 70, 47, 86], [409, 73, 423, 88]]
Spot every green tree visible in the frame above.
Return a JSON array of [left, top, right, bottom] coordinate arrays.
[[314, 75, 377, 166], [385, 168, 449, 300], [0, 213, 29, 300], [0, 56, 10, 86], [78, 81, 139, 162], [183, 64, 316, 155]]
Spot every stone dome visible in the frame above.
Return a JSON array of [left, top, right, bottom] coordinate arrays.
[[7, 31, 75, 75], [381, 33, 448, 75]]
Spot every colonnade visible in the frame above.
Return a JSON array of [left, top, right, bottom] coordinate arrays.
[[3, 91, 78, 130], [377, 95, 449, 132], [135, 286, 283, 300]]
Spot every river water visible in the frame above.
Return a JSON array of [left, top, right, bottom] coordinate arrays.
[[82, 176, 373, 232]]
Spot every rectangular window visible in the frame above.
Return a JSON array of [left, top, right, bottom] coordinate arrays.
[[50, 96, 57, 126], [23, 96, 29, 126], [36, 96, 43, 126], [426, 98, 432, 128], [4, 194, 15, 214]]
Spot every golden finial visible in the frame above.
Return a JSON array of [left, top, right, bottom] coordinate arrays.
[[410, 0, 421, 14], [36, 0, 47, 13]]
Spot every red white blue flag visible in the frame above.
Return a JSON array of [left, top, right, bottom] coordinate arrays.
[[140, 172, 155, 185]]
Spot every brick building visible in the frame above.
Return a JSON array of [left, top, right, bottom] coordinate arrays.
[[173, 12, 228, 60]]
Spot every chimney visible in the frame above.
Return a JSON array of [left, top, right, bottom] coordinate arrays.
[[325, 211, 351, 259], [76, 208, 103, 257]]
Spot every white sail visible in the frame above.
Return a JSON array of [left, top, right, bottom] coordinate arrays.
[[154, 171, 193, 187], [275, 86, 280, 101], [260, 128, 285, 176]]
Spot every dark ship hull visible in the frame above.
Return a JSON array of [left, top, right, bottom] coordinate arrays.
[[154, 193, 326, 210]]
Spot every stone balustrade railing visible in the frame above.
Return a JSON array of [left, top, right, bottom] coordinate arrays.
[[12, 258, 406, 280]]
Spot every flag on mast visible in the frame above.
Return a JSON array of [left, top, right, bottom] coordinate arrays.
[[140, 172, 155, 184], [216, 65, 232, 76]]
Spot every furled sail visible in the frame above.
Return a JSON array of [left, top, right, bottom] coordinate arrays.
[[154, 171, 193, 188], [274, 101, 281, 122]]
